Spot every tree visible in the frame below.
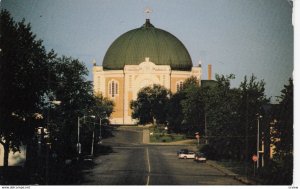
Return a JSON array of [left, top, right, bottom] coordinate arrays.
[[199, 74, 268, 161], [256, 79, 293, 185], [91, 93, 114, 119], [203, 74, 242, 159], [182, 76, 200, 90], [238, 74, 269, 161], [181, 83, 204, 135], [131, 84, 170, 125], [167, 76, 201, 134], [166, 92, 185, 133], [273, 78, 293, 157], [0, 10, 50, 167], [45, 56, 100, 158]]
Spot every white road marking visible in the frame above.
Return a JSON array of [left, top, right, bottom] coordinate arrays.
[[146, 147, 151, 185], [146, 175, 150, 185]]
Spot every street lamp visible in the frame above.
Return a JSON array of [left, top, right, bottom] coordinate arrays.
[[98, 112, 107, 144], [77, 116, 86, 156], [98, 117, 102, 144], [256, 113, 263, 168], [50, 100, 61, 105], [77, 115, 98, 156], [90, 115, 96, 156]]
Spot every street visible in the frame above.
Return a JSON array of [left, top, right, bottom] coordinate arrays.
[[80, 126, 244, 185]]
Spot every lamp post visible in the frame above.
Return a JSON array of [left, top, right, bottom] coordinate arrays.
[[98, 112, 107, 144], [77, 117, 82, 156], [99, 117, 102, 143], [256, 114, 262, 168], [90, 115, 96, 156], [77, 115, 89, 156], [77, 115, 98, 156]]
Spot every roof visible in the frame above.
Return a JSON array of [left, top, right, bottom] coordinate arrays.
[[102, 19, 192, 71], [201, 80, 218, 88]]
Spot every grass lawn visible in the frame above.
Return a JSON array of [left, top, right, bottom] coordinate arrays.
[[149, 126, 186, 143], [150, 133, 186, 143]]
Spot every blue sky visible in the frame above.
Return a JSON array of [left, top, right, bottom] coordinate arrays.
[[1, 0, 294, 100]]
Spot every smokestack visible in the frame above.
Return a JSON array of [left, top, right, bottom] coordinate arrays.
[[208, 64, 212, 80]]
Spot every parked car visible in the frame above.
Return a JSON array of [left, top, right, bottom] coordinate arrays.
[[194, 152, 207, 163], [178, 151, 196, 159], [177, 149, 189, 156]]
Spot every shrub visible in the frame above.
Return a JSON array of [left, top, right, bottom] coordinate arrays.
[[199, 144, 218, 160], [257, 156, 293, 185]]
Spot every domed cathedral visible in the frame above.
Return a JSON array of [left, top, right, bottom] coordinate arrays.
[[93, 19, 202, 125]]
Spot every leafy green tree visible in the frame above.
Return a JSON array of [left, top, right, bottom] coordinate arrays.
[[0, 10, 50, 167], [273, 78, 293, 157], [89, 93, 114, 141], [181, 84, 204, 135], [131, 84, 170, 125], [272, 79, 293, 184], [182, 76, 200, 90], [91, 93, 114, 119], [200, 74, 268, 161], [238, 74, 269, 161], [257, 79, 293, 185], [166, 92, 185, 133], [203, 74, 242, 159], [45, 56, 97, 158], [167, 76, 201, 133]]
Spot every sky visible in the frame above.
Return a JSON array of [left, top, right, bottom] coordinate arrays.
[[1, 0, 294, 100]]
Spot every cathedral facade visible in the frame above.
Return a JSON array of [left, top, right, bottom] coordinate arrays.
[[93, 19, 202, 124]]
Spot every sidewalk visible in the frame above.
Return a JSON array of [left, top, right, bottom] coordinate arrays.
[[207, 160, 259, 185]]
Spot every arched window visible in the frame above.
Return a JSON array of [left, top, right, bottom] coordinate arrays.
[[176, 80, 184, 92], [108, 80, 119, 97]]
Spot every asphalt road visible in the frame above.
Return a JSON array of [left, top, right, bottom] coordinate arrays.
[[80, 126, 243, 185]]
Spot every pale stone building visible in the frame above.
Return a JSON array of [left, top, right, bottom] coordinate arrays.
[[93, 19, 201, 124]]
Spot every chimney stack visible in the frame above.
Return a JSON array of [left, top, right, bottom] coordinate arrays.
[[208, 64, 212, 80]]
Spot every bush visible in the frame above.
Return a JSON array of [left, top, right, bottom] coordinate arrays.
[[199, 144, 218, 160], [258, 156, 293, 185]]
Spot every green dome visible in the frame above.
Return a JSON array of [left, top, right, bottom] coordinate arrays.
[[102, 19, 192, 71]]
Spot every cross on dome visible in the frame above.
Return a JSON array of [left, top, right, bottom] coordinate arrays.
[[144, 7, 153, 19]]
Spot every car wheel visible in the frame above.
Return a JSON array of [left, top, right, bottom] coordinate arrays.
[[184, 156, 187, 159]]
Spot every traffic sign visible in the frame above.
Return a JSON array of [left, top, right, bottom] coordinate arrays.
[[252, 155, 258, 162]]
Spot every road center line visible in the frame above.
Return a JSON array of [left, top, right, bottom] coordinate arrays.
[[146, 147, 151, 185]]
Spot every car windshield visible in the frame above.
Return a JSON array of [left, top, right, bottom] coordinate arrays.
[[178, 149, 188, 153]]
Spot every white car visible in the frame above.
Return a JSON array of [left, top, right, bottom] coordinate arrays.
[[194, 153, 207, 163], [178, 151, 195, 159]]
